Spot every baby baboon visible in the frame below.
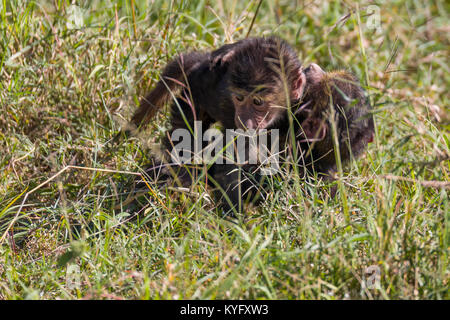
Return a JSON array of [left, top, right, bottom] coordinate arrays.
[[129, 37, 373, 214], [129, 37, 306, 214], [287, 63, 374, 190]]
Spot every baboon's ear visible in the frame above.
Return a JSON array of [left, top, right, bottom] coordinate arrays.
[[298, 117, 327, 142], [210, 43, 237, 70], [292, 67, 306, 100]]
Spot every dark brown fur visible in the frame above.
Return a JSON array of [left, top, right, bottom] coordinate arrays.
[[129, 37, 374, 215], [130, 37, 305, 135], [129, 37, 306, 214], [286, 63, 374, 190]]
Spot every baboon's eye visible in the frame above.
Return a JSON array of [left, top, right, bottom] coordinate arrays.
[[253, 97, 263, 106], [235, 94, 244, 102]]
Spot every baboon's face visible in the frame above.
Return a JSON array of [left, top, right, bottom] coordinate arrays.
[[231, 87, 286, 130], [226, 39, 306, 130]]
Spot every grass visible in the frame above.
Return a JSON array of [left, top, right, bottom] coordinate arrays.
[[0, 0, 449, 299]]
